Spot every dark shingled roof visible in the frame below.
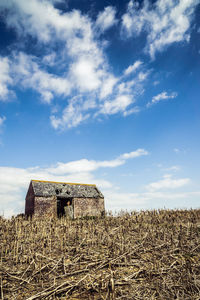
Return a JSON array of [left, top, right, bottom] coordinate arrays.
[[31, 180, 104, 198]]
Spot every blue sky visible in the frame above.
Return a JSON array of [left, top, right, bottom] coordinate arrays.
[[0, 0, 200, 217]]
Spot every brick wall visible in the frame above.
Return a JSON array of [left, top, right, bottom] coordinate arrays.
[[34, 196, 57, 218], [73, 197, 105, 218]]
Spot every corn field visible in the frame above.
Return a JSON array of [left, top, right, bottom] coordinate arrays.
[[0, 209, 200, 299]]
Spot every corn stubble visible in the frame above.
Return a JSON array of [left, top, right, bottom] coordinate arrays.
[[0, 209, 200, 299]]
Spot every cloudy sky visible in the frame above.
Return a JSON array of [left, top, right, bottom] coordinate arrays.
[[0, 0, 200, 217]]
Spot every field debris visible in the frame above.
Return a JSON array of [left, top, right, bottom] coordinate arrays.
[[0, 209, 200, 299]]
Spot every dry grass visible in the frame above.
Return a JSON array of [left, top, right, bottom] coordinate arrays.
[[0, 209, 200, 299]]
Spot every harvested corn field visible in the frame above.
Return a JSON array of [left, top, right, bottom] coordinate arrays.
[[0, 209, 200, 299]]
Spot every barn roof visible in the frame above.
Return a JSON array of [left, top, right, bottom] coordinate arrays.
[[30, 180, 104, 198]]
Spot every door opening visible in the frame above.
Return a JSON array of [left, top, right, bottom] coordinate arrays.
[[57, 197, 73, 218]]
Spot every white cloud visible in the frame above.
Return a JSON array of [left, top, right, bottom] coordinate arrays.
[[119, 148, 149, 159], [117, 79, 143, 96], [95, 65, 149, 118], [47, 159, 122, 175], [137, 71, 149, 82], [96, 6, 117, 33], [105, 189, 200, 212], [51, 97, 90, 129], [0, 0, 92, 44], [70, 58, 102, 92], [122, 0, 199, 58], [0, 0, 108, 93], [0, 149, 198, 217], [49, 57, 148, 128], [47, 148, 148, 174], [0, 0, 152, 129], [0, 1, 124, 120], [99, 95, 133, 115], [0, 0, 106, 100], [123, 106, 140, 116], [42, 52, 56, 66], [105, 190, 147, 211], [0, 116, 6, 127], [12, 52, 71, 103], [0, 57, 13, 101], [146, 174, 190, 191], [124, 60, 143, 76], [11, 52, 69, 102], [100, 75, 118, 99], [0, 148, 148, 217], [147, 91, 177, 107], [152, 91, 177, 103]]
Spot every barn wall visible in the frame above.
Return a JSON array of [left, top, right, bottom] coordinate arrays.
[[73, 197, 104, 218], [34, 196, 57, 218], [25, 183, 35, 216]]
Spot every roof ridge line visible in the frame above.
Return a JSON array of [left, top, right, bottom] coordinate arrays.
[[31, 179, 96, 186]]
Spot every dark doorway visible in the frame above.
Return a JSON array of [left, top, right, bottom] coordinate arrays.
[[57, 197, 73, 218]]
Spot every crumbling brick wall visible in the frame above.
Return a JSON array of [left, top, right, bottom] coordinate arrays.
[[73, 197, 104, 218], [34, 196, 57, 218]]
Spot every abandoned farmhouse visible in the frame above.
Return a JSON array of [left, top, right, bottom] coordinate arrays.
[[25, 180, 105, 218]]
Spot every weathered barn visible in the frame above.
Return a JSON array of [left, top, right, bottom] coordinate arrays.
[[25, 180, 105, 218]]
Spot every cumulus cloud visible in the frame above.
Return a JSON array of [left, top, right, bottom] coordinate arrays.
[[0, 0, 108, 98], [0, 0, 153, 129], [0, 148, 148, 217], [0, 57, 13, 101], [122, 0, 199, 58], [47, 148, 148, 174], [69, 58, 102, 92], [137, 71, 149, 82], [51, 57, 149, 128], [146, 174, 190, 192], [100, 76, 118, 99], [42, 52, 56, 66], [12, 52, 71, 103], [96, 6, 117, 33], [99, 95, 133, 115], [124, 60, 143, 76], [119, 149, 149, 159], [123, 106, 140, 117], [105, 189, 200, 212], [51, 97, 91, 129], [0, 0, 92, 43], [47, 159, 121, 175], [147, 91, 177, 107]]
